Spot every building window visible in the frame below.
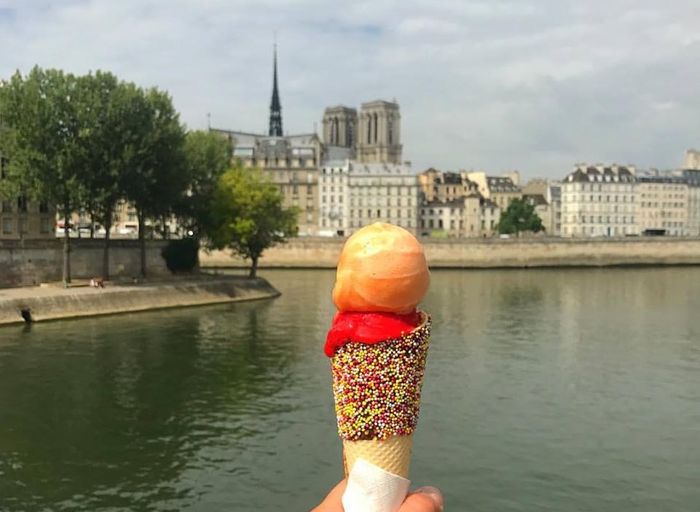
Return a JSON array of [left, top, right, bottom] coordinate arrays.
[[39, 201, 49, 213], [2, 217, 12, 234]]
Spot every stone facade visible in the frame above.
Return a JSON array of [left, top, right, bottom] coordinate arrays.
[[213, 129, 322, 236], [561, 164, 637, 237], [466, 171, 522, 211], [418, 169, 479, 203], [480, 198, 500, 236], [420, 196, 480, 238], [319, 160, 419, 236], [356, 100, 402, 164], [548, 182, 562, 236], [318, 159, 350, 236], [637, 172, 689, 236], [561, 164, 700, 238], [683, 169, 700, 236], [683, 149, 700, 170], [322, 100, 403, 165], [0, 239, 170, 288], [322, 106, 357, 151], [418, 168, 504, 238]]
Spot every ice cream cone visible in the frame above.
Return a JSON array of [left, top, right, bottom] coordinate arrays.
[[331, 313, 431, 479], [343, 435, 413, 478]]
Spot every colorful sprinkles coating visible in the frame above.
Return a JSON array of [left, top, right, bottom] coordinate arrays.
[[331, 313, 431, 441]]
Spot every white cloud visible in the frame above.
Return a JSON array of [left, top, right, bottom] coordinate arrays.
[[0, 0, 699, 177]]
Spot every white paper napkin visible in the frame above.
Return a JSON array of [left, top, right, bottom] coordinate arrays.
[[342, 458, 411, 512]]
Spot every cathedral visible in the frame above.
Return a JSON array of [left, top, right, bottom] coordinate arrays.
[[318, 101, 416, 237], [210, 45, 322, 236], [212, 45, 408, 236], [321, 100, 403, 165]]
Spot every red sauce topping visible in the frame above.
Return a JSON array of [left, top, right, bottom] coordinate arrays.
[[324, 310, 421, 357]]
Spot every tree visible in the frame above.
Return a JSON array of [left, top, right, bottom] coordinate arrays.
[[74, 71, 129, 278], [120, 87, 186, 277], [206, 166, 298, 278], [0, 67, 86, 285], [177, 130, 232, 239], [497, 198, 544, 235]]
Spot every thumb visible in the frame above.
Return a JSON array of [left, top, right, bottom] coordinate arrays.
[[401, 486, 444, 512]]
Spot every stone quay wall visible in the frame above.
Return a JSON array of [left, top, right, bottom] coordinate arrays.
[[0, 277, 279, 326], [200, 237, 700, 269], [0, 239, 170, 288]]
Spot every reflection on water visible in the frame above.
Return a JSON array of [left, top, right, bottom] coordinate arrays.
[[0, 268, 699, 511]]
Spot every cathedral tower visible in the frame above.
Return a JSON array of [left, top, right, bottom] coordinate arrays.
[[322, 106, 357, 148], [357, 100, 402, 164]]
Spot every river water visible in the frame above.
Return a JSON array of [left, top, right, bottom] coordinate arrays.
[[0, 268, 699, 511]]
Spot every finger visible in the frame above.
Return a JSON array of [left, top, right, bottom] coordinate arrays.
[[311, 479, 347, 512], [401, 486, 444, 512]]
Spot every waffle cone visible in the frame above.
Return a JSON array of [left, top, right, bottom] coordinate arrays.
[[331, 313, 431, 480], [343, 435, 413, 478]]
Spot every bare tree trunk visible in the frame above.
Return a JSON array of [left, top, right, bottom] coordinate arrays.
[[138, 208, 146, 278], [102, 208, 112, 279], [88, 205, 95, 239], [249, 254, 258, 279], [62, 204, 71, 286], [161, 214, 169, 240]]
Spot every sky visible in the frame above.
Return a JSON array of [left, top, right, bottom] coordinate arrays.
[[0, 0, 699, 179]]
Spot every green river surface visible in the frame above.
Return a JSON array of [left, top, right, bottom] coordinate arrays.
[[1, 268, 699, 511]]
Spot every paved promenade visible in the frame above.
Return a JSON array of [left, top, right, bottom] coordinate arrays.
[[0, 275, 279, 325]]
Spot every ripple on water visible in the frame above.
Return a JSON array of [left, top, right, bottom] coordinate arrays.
[[0, 269, 699, 511]]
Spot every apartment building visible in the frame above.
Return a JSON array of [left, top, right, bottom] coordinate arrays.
[[637, 171, 689, 236], [561, 164, 637, 237], [318, 160, 419, 236]]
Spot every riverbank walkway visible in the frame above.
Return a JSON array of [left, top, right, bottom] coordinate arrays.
[[0, 275, 280, 326]]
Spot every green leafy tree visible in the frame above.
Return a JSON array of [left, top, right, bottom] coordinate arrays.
[[121, 87, 186, 277], [206, 166, 298, 278], [497, 198, 544, 235], [0, 67, 86, 285], [74, 71, 132, 278], [177, 130, 232, 239]]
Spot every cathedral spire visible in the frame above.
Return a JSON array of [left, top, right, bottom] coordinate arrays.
[[269, 42, 283, 137]]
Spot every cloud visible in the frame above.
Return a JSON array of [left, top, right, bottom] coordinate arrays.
[[0, 0, 698, 177]]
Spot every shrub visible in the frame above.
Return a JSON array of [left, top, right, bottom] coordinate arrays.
[[161, 238, 199, 273]]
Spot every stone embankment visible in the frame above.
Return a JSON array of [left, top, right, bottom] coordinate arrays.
[[0, 276, 279, 326], [0, 239, 170, 288], [201, 237, 700, 269]]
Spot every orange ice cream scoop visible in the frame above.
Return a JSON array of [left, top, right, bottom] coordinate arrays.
[[332, 222, 430, 314]]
